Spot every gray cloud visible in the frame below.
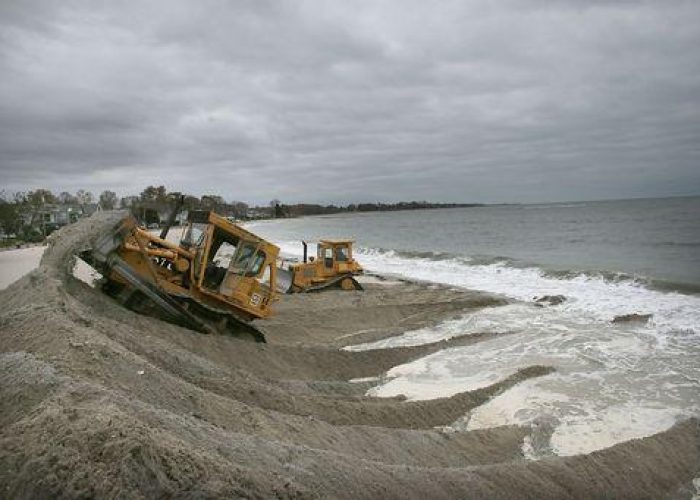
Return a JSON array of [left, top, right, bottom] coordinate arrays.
[[1, 0, 699, 204]]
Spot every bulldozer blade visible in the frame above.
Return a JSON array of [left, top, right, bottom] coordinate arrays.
[[275, 267, 294, 294]]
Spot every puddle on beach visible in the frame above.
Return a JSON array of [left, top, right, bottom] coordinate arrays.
[[354, 302, 700, 456]]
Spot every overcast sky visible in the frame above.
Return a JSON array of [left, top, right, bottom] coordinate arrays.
[[1, 0, 699, 205]]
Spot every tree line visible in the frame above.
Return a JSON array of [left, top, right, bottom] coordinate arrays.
[[0, 188, 107, 242], [121, 185, 252, 224], [281, 201, 483, 217], [0, 186, 252, 242], [0, 184, 482, 244]]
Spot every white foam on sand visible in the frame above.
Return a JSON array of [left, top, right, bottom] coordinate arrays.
[[462, 377, 687, 456], [344, 314, 482, 351], [356, 301, 700, 456], [354, 275, 402, 286], [368, 304, 700, 455]]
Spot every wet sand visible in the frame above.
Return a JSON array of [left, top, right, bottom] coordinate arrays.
[[1, 212, 698, 498]]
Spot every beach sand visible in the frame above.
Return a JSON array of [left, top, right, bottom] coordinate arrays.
[[1, 212, 698, 498], [0, 245, 45, 290]]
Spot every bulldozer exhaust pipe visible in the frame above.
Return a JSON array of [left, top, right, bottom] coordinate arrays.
[[302, 241, 308, 263], [160, 194, 184, 240]]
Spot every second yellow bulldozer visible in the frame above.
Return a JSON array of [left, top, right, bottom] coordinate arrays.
[[277, 239, 364, 293]]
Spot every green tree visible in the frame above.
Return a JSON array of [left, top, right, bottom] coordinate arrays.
[[25, 189, 56, 235], [12, 191, 27, 204], [98, 190, 118, 210], [0, 200, 21, 236], [140, 185, 167, 203], [182, 195, 201, 211], [230, 201, 249, 219], [27, 189, 57, 206], [58, 191, 77, 204], [201, 195, 225, 211], [75, 189, 94, 206]]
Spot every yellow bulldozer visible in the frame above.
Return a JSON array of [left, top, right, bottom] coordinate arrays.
[[81, 210, 279, 342], [277, 239, 363, 293]]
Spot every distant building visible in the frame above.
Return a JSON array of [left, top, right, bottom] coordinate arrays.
[[245, 208, 270, 219], [22, 203, 100, 234]]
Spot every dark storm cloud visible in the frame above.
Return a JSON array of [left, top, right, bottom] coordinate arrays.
[[1, 0, 699, 203]]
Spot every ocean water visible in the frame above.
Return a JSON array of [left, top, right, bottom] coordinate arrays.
[[249, 196, 700, 456]]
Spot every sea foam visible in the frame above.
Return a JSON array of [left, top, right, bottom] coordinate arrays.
[[276, 239, 700, 456]]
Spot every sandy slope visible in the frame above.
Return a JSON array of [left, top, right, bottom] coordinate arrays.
[[1, 212, 698, 498]]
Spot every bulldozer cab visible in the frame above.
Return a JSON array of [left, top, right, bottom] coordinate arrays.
[[183, 211, 279, 320], [317, 240, 355, 276]]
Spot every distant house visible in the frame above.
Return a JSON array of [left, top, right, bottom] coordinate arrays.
[[245, 208, 270, 219], [23, 203, 100, 234]]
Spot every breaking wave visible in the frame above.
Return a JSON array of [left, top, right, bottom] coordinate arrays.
[[277, 240, 700, 338], [355, 246, 700, 297]]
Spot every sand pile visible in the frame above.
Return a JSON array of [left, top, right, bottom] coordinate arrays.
[[1, 212, 699, 498]]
